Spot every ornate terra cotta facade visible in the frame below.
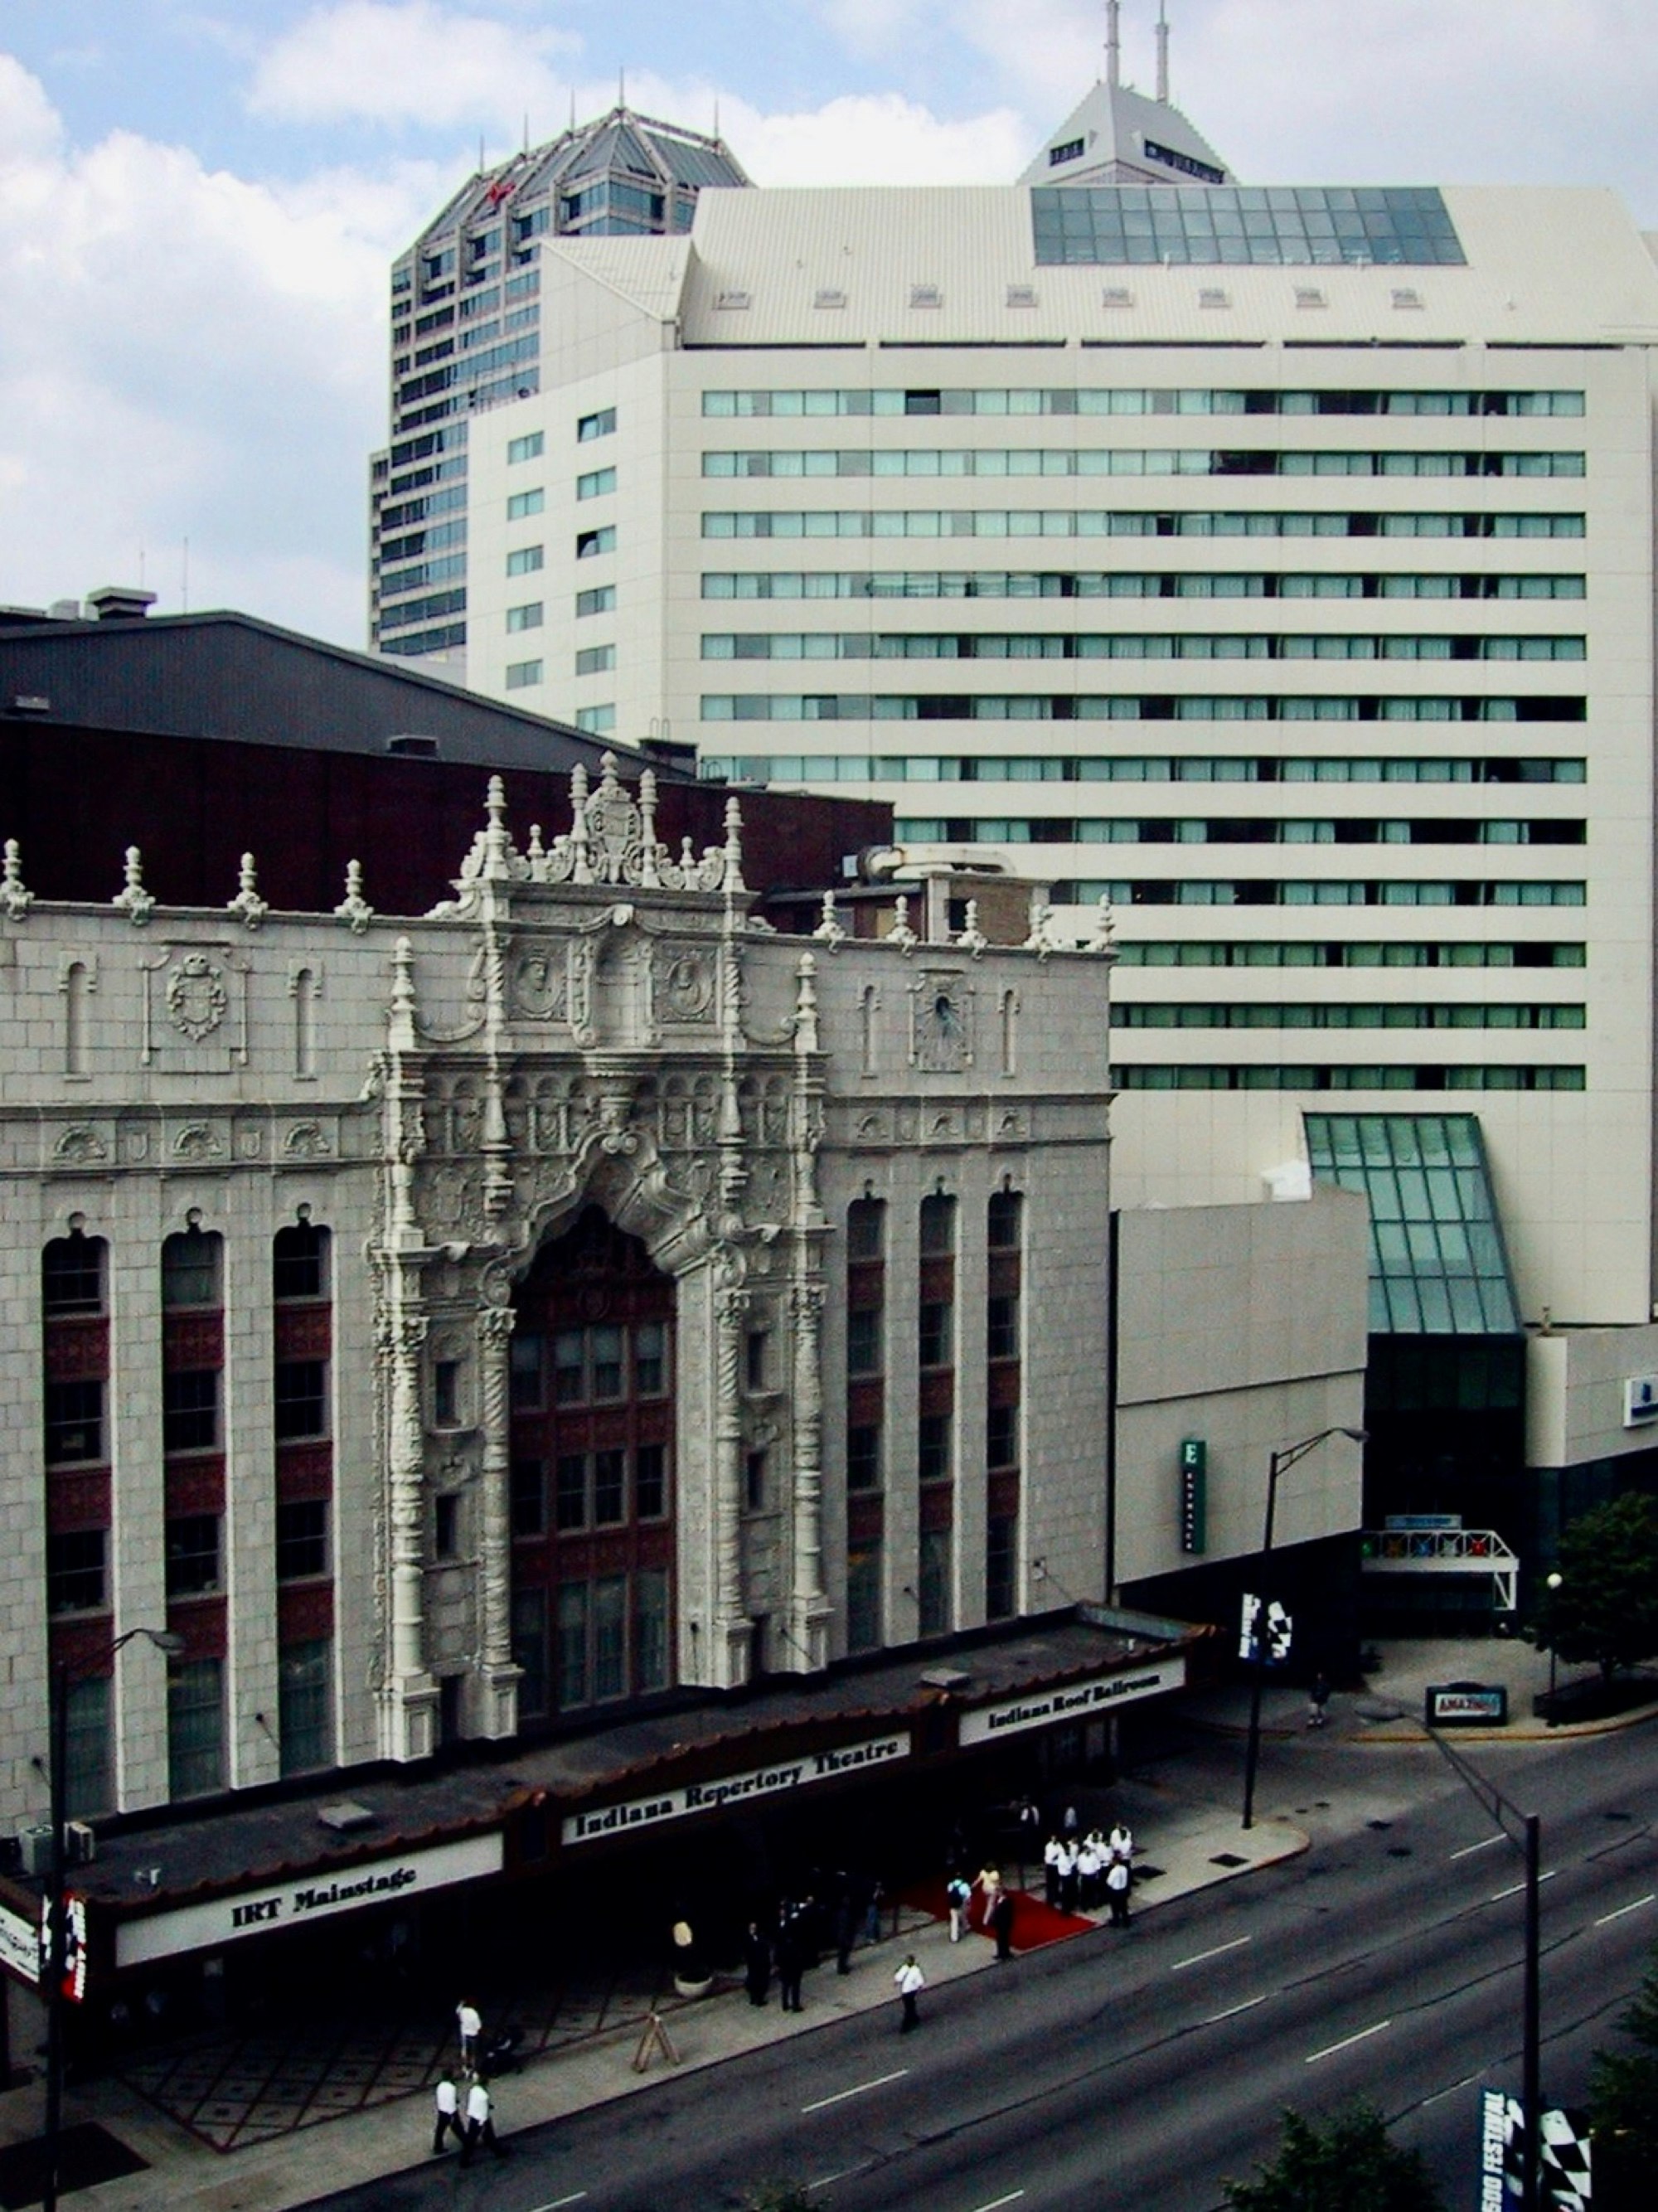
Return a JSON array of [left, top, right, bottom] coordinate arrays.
[[0, 759, 1116, 1824]]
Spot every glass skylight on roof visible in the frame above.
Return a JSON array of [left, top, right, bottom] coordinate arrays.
[[1032, 186, 1466, 269], [1303, 1113, 1520, 1335]]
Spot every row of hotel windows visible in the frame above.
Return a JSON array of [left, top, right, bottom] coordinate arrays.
[[702, 449, 1587, 481], [1117, 1065, 1586, 1091], [892, 819, 1588, 846], [701, 570, 1588, 601], [1116, 942, 1585, 968], [701, 389, 1586, 420], [702, 512, 1588, 541], [705, 695, 1588, 723], [1117, 1002, 1584, 1030], [700, 754, 1588, 785], [1046, 880, 1587, 908], [46, 1500, 329, 1615], [702, 633, 1588, 662], [504, 463, 615, 519]]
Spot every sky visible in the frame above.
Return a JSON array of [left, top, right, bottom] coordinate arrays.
[[4, 0, 1658, 652]]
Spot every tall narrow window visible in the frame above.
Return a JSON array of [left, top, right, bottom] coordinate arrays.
[[290, 966, 318, 1077], [986, 1189, 1024, 1623], [162, 1227, 221, 1310], [167, 1657, 225, 1799], [278, 1640, 332, 1776], [846, 1196, 887, 1650], [62, 959, 91, 1076]]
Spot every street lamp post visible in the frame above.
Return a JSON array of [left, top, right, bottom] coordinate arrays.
[[1544, 1571, 1563, 1711], [42, 1626, 183, 2212], [1240, 1425, 1365, 1832]]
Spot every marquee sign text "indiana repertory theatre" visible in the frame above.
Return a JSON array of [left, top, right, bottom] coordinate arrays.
[[957, 1659, 1187, 1746], [563, 1733, 912, 1845], [115, 1833, 505, 1968]]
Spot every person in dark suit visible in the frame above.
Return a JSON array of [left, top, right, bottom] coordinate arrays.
[[987, 1885, 1016, 1962], [744, 1921, 772, 2006]]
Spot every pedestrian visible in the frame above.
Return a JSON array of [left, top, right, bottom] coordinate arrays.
[[460, 2074, 505, 2164], [946, 1871, 972, 1943], [894, 1952, 925, 2031], [744, 1920, 772, 2007], [431, 2072, 464, 2156], [1308, 1671, 1331, 1729], [975, 1863, 1002, 1927], [775, 1909, 807, 2013], [987, 1885, 1016, 1962], [1108, 1820, 1134, 1866], [1106, 1855, 1132, 1928], [455, 1996, 481, 2065], [1062, 1802, 1079, 1838], [864, 1878, 885, 1943], [1043, 1833, 1063, 1910], [1058, 1836, 1079, 1914], [1078, 1831, 1103, 1912]]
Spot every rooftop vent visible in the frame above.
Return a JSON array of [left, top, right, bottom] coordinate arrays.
[[909, 284, 943, 309], [317, 1801, 378, 1835], [1101, 286, 1135, 309], [386, 734, 440, 757], [814, 286, 847, 310], [1294, 285, 1327, 310], [715, 289, 751, 311], [1006, 284, 1038, 309], [48, 599, 80, 622], [1392, 286, 1425, 310], [11, 695, 51, 715], [86, 585, 157, 622], [919, 1666, 972, 1693], [1197, 286, 1230, 311]]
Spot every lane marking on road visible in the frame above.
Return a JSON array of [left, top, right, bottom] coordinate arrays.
[[807, 2163, 875, 2192], [1205, 1995, 1268, 2024], [967, 2195, 1026, 2212], [1490, 1871, 1559, 1904], [1594, 1893, 1656, 1928], [1449, 1835, 1506, 1861], [1306, 2019, 1392, 2064], [526, 2195, 589, 2211], [1172, 1936, 1252, 1972], [1420, 2074, 1479, 2110], [802, 2068, 910, 2115]]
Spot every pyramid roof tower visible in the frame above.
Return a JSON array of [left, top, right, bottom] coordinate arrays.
[[1018, 2, 1233, 188]]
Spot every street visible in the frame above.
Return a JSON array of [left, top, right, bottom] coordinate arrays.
[[298, 1720, 1658, 2212]]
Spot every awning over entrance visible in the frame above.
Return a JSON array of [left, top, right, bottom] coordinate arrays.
[[0, 1606, 1203, 1991]]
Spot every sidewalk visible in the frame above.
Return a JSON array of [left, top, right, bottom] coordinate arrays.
[[0, 1794, 1306, 2212], [1175, 1635, 1658, 1747]]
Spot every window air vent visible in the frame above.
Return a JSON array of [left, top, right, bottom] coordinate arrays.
[[1006, 284, 1038, 309], [909, 284, 943, 309], [715, 289, 751, 311], [1392, 286, 1425, 310], [11, 695, 51, 715], [386, 734, 440, 757], [1198, 286, 1231, 310], [814, 287, 847, 310], [1294, 286, 1327, 310], [1102, 286, 1135, 309]]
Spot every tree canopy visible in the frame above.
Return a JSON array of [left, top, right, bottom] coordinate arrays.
[[1590, 1940, 1658, 2204], [1535, 1492, 1658, 1685], [1224, 2104, 1444, 2212]]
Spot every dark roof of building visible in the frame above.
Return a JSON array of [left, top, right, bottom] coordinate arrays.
[[0, 606, 691, 779]]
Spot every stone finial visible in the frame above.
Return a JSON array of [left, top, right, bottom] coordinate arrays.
[[227, 852, 269, 929], [526, 823, 545, 861], [1023, 902, 1065, 960], [335, 858, 374, 934], [793, 950, 821, 1053], [811, 889, 846, 950], [112, 845, 155, 925], [955, 898, 989, 958], [0, 839, 33, 921], [638, 769, 662, 888], [390, 935, 418, 1031], [886, 894, 918, 956], [721, 795, 747, 894]]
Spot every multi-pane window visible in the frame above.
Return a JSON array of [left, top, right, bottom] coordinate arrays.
[[636, 1442, 667, 1518], [511, 1457, 545, 1536], [919, 1300, 953, 1369], [47, 1528, 106, 1614], [987, 1403, 1019, 1470], [166, 1514, 221, 1598], [578, 407, 618, 442], [846, 1307, 882, 1375], [919, 1412, 952, 1482], [919, 1193, 957, 1256], [577, 466, 618, 500], [635, 1569, 670, 1692], [507, 601, 544, 632], [987, 1293, 1019, 1360], [275, 1360, 327, 1441], [847, 1424, 882, 1492], [162, 1228, 221, 1308], [987, 1514, 1017, 1622], [511, 1330, 544, 1409], [167, 1657, 224, 1799], [162, 1370, 217, 1453], [846, 1544, 883, 1652], [506, 659, 544, 689], [43, 1232, 104, 1313], [919, 1526, 951, 1637], [507, 544, 545, 575], [576, 643, 616, 676], [507, 430, 544, 463], [507, 488, 544, 520], [276, 1498, 328, 1581], [986, 1189, 1024, 1618], [636, 1322, 667, 1396], [273, 1223, 327, 1301], [577, 585, 617, 617], [63, 1676, 110, 1820], [576, 526, 616, 559], [433, 1359, 461, 1427], [513, 1588, 549, 1716], [45, 1380, 104, 1466], [278, 1641, 332, 1777]]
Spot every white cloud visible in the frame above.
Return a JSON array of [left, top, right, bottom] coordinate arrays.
[[247, 0, 579, 132], [733, 89, 1027, 187], [0, 54, 440, 642]]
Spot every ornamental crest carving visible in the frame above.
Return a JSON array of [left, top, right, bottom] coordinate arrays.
[[166, 954, 228, 1042], [511, 950, 568, 1022], [656, 948, 715, 1024]]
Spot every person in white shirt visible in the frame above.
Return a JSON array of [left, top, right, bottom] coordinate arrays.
[[1077, 1834, 1103, 1912], [894, 1953, 925, 2031], [455, 1998, 481, 2064], [431, 2074, 463, 2156], [1106, 1854, 1132, 1928], [1057, 1837, 1080, 1914], [461, 2075, 504, 2163], [1043, 1834, 1064, 1910], [1108, 1822, 1134, 1865]]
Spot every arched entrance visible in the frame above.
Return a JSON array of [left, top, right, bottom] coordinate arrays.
[[507, 1206, 676, 1721]]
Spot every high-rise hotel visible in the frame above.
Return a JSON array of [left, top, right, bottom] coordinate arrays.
[[373, 17, 1658, 1559]]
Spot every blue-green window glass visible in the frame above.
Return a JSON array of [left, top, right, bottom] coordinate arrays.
[[1032, 186, 1466, 268], [1303, 1113, 1520, 1334]]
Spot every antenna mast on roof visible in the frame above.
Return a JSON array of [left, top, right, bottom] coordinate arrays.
[[1156, 0, 1171, 103], [1105, 0, 1121, 88], [618, 65, 626, 109]]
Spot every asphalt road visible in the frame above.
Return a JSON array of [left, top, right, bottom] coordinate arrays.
[[302, 1724, 1658, 2212]]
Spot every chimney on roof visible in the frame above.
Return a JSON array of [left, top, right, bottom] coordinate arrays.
[[86, 585, 158, 622]]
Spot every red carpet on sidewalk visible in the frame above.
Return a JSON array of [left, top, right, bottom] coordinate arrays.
[[899, 1880, 1096, 1953]]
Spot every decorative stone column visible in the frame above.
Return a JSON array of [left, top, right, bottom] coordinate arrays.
[[475, 1299, 521, 1736], [788, 1279, 831, 1670], [381, 1300, 438, 1760], [710, 1270, 752, 1685]]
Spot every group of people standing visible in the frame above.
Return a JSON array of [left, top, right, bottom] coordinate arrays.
[[1044, 1817, 1136, 1926], [744, 1876, 885, 2013], [944, 1864, 1018, 1959], [432, 1999, 505, 2164]]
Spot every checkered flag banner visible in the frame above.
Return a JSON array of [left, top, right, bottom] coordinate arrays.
[[1481, 2090, 1591, 2210], [1539, 2107, 1592, 2211]]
